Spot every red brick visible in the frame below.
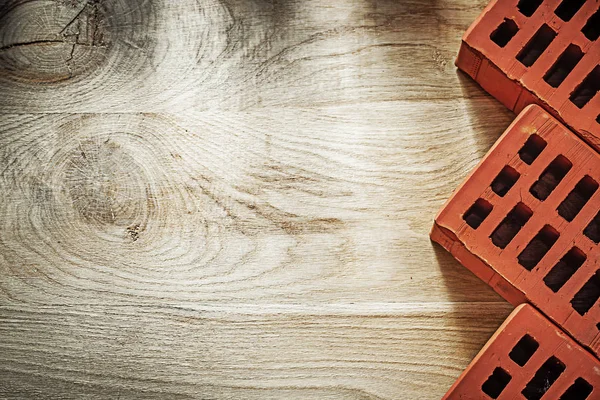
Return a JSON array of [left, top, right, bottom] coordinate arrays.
[[443, 304, 600, 400], [431, 104, 600, 358], [457, 0, 600, 152]]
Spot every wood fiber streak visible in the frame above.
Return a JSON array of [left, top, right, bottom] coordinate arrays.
[[0, 304, 511, 400], [0, 0, 513, 399]]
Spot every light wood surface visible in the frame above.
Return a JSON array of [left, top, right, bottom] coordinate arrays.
[[0, 0, 517, 398]]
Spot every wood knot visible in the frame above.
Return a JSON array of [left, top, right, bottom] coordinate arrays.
[[63, 138, 149, 228], [0, 0, 112, 83]]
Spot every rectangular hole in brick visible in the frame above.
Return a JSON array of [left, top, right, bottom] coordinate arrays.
[[582, 8, 600, 41], [522, 356, 566, 400], [509, 334, 539, 366], [518, 0, 543, 17], [544, 45, 584, 88], [490, 203, 532, 249], [463, 198, 493, 229], [571, 270, 600, 315], [584, 211, 600, 243], [517, 24, 556, 67], [570, 65, 600, 108], [482, 367, 512, 399], [491, 166, 520, 197], [491, 18, 519, 48], [518, 225, 560, 271], [519, 134, 547, 165], [543, 247, 587, 292], [530, 155, 573, 201], [555, 0, 586, 22], [558, 176, 599, 222], [597, 114, 600, 125], [560, 378, 593, 400]]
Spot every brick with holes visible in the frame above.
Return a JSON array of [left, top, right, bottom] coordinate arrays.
[[443, 304, 600, 399], [457, 0, 600, 152], [431, 104, 600, 357]]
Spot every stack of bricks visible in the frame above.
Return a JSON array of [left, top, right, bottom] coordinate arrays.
[[433, 0, 600, 398]]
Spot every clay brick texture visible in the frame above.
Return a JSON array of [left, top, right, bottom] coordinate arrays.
[[431, 104, 600, 358], [443, 304, 600, 400], [457, 0, 600, 152]]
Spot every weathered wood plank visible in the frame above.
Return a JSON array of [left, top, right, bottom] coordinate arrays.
[[0, 0, 517, 398], [0, 0, 494, 113], [0, 303, 512, 399], [0, 105, 511, 306]]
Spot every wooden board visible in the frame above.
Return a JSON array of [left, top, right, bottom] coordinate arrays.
[[0, 0, 516, 398]]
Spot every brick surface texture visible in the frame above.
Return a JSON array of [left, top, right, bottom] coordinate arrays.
[[443, 304, 600, 399], [432, 104, 600, 358], [457, 0, 600, 152]]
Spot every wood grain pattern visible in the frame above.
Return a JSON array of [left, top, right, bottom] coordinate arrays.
[[0, 0, 516, 398], [0, 303, 511, 400]]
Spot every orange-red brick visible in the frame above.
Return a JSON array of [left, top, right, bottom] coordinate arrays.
[[432, 104, 600, 358], [457, 0, 600, 152], [443, 304, 600, 399]]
